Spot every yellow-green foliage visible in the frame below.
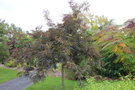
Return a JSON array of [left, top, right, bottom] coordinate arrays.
[[75, 78, 135, 90], [5, 59, 17, 67]]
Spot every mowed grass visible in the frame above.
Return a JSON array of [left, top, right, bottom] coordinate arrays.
[[0, 68, 18, 84], [26, 76, 76, 90], [1, 69, 134, 90], [26, 76, 135, 90]]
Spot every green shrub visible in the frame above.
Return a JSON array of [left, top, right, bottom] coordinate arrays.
[[119, 73, 135, 80], [17, 63, 22, 68], [65, 68, 76, 80], [55, 63, 61, 71], [5, 59, 17, 67], [92, 26, 135, 78]]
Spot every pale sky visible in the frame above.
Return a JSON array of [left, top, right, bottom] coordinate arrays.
[[0, 0, 135, 32]]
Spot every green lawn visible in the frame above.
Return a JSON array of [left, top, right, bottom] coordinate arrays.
[[26, 76, 135, 90], [0, 68, 18, 84], [26, 76, 76, 90]]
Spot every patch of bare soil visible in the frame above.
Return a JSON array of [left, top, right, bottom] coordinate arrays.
[[0, 63, 62, 78], [47, 70, 61, 77]]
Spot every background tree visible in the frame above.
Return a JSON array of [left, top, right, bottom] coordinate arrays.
[[0, 19, 10, 63]]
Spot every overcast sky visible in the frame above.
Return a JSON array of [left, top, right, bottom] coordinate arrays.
[[0, 0, 135, 31]]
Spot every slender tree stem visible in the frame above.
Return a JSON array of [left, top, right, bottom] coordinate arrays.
[[61, 64, 65, 90]]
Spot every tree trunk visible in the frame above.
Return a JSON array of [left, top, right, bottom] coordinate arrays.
[[61, 64, 65, 90]]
